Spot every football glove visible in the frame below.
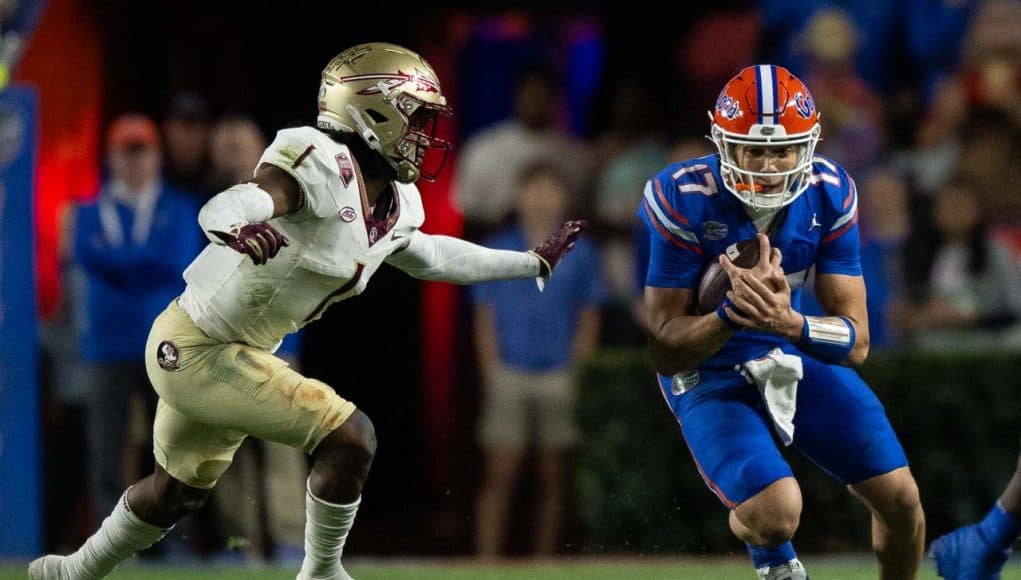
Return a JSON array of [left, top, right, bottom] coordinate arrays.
[[528, 219, 588, 291], [209, 222, 289, 266]]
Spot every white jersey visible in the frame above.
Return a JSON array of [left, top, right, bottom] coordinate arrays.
[[180, 126, 424, 351]]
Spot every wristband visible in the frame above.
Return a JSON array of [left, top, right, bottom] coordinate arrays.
[[799, 315, 855, 363], [715, 297, 745, 329]]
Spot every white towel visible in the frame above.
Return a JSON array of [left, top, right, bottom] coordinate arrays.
[[739, 348, 803, 446]]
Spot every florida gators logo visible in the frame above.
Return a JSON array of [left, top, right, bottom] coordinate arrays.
[[794, 91, 815, 119], [715, 94, 742, 121]]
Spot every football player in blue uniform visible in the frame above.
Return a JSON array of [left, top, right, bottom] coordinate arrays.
[[640, 65, 925, 579], [931, 442, 1020, 579]]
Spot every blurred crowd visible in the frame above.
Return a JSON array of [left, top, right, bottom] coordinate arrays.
[[33, 0, 1021, 563]]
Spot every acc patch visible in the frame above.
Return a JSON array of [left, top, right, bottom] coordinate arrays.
[[671, 370, 700, 395], [339, 206, 357, 222], [336, 152, 355, 187], [156, 341, 181, 371], [703, 221, 728, 240]]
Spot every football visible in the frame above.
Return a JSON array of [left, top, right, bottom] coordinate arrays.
[[696, 238, 761, 314]]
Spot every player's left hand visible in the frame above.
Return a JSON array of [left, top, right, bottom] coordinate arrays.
[[720, 247, 802, 340], [529, 219, 588, 291]]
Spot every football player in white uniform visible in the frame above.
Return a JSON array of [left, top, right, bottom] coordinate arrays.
[[30, 42, 586, 580]]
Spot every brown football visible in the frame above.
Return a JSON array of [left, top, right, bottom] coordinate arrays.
[[696, 238, 761, 314]]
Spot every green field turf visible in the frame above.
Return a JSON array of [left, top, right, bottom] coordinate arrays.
[[3, 557, 1020, 579]]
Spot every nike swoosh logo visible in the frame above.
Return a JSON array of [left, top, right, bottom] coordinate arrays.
[[391, 232, 405, 241]]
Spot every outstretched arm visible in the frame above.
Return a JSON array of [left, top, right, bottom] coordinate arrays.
[[386, 221, 587, 286], [385, 230, 541, 284]]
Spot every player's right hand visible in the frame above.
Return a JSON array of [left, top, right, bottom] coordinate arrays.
[[210, 222, 290, 265]]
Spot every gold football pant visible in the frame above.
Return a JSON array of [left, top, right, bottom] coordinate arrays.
[[145, 301, 356, 489]]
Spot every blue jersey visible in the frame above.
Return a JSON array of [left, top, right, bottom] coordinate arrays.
[[639, 153, 861, 370], [640, 155, 908, 508]]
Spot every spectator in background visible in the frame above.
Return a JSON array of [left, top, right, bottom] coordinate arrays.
[[472, 161, 604, 558], [162, 92, 212, 199], [591, 79, 671, 346], [796, 8, 885, 177], [455, 67, 589, 240], [959, 0, 1021, 123], [206, 114, 307, 563], [955, 107, 1021, 225], [899, 178, 1021, 351], [856, 170, 911, 350], [72, 113, 202, 520], [208, 115, 268, 192], [760, 0, 973, 98], [674, 6, 761, 130], [891, 74, 969, 198]]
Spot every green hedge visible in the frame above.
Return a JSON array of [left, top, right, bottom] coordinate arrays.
[[575, 349, 1021, 554]]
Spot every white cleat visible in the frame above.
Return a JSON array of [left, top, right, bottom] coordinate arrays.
[[28, 555, 70, 580], [756, 558, 808, 580]]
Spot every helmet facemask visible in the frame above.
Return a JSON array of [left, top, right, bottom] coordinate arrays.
[[709, 64, 823, 211], [390, 91, 452, 183], [711, 123, 821, 210]]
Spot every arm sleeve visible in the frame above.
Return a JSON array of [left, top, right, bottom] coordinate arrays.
[[816, 174, 862, 276], [638, 178, 703, 288], [385, 230, 541, 284]]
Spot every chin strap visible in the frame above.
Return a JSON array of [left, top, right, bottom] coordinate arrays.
[[344, 104, 384, 154], [345, 101, 407, 181]]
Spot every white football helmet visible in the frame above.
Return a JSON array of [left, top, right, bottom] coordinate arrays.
[[317, 42, 452, 183]]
